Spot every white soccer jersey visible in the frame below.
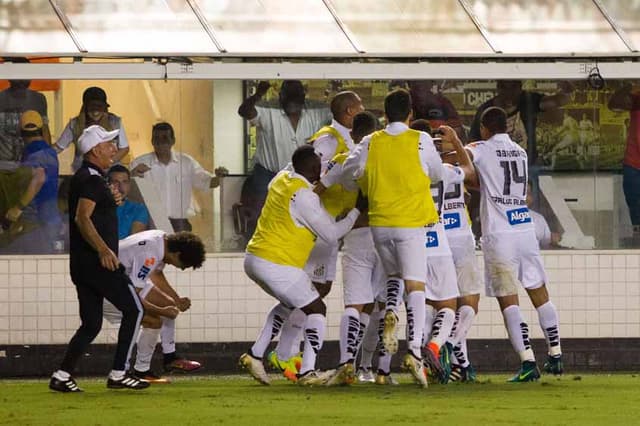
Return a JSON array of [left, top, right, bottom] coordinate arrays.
[[440, 164, 473, 238], [118, 229, 166, 290], [426, 165, 463, 256], [466, 133, 534, 235]]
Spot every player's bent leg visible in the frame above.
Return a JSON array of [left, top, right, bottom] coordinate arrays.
[[498, 295, 540, 383], [527, 285, 563, 375], [297, 298, 329, 386]]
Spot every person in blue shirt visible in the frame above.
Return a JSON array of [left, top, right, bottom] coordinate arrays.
[[107, 164, 150, 240]]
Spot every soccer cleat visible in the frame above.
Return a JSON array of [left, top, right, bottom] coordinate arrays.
[[49, 376, 83, 393], [402, 353, 428, 388], [508, 361, 541, 383], [382, 310, 399, 354], [164, 357, 201, 373], [239, 353, 271, 385], [133, 369, 171, 384], [356, 367, 375, 383], [423, 343, 444, 383], [543, 355, 564, 376], [375, 370, 399, 386], [449, 364, 477, 383], [296, 370, 333, 386], [325, 362, 356, 386], [438, 342, 453, 384], [107, 374, 151, 390]]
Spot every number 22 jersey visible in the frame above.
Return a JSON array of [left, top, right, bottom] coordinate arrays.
[[466, 133, 534, 235]]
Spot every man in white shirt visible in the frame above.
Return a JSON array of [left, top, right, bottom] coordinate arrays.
[[464, 107, 563, 382], [130, 122, 227, 232], [103, 230, 206, 382], [240, 145, 363, 386]]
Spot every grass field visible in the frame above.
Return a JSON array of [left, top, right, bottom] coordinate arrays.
[[1, 373, 639, 425]]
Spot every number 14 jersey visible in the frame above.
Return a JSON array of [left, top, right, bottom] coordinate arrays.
[[466, 133, 534, 235]]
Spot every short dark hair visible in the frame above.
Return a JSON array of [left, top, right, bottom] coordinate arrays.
[[291, 145, 318, 175], [107, 164, 130, 179], [409, 119, 432, 134], [152, 122, 175, 140], [384, 89, 412, 123], [330, 91, 359, 120], [480, 107, 508, 135], [167, 231, 205, 269], [352, 111, 379, 141]]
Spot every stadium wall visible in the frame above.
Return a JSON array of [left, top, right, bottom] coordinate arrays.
[[1, 251, 639, 376]]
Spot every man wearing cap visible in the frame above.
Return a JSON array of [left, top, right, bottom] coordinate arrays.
[[0, 110, 61, 253], [50, 124, 149, 392], [55, 86, 129, 171]]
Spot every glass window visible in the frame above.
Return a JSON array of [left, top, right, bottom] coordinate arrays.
[[330, 0, 492, 54], [470, 0, 629, 54], [598, 0, 640, 50]]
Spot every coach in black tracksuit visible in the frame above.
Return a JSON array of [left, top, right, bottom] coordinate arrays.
[[49, 125, 148, 392]]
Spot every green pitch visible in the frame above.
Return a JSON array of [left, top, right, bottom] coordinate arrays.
[[1, 374, 639, 425]]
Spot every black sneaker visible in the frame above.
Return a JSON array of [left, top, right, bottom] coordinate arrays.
[[107, 373, 151, 390], [543, 354, 564, 375], [49, 376, 83, 393], [132, 369, 171, 384]]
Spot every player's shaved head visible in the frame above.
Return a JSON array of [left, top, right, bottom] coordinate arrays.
[[292, 145, 321, 183], [351, 111, 379, 143], [480, 106, 508, 135], [331, 91, 361, 120]]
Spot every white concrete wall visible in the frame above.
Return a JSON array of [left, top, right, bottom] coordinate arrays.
[[1, 250, 639, 346]]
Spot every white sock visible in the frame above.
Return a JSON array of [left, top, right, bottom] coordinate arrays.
[[275, 308, 305, 360], [450, 305, 476, 347], [250, 303, 291, 359], [355, 312, 370, 354], [134, 327, 161, 372], [384, 278, 404, 316], [360, 310, 381, 370], [299, 313, 326, 375], [375, 313, 392, 373], [53, 370, 70, 380], [453, 339, 470, 368], [422, 304, 437, 346], [160, 318, 176, 355], [405, 291, 426, 356], [339, 307, 361, 364], [536, 301, 562, 356], [429, 307, 456, 349], [109, 369, 125, 380], [503, 305, 535, 362]]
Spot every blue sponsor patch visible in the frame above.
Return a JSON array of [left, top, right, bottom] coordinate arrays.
[[425, 231, 439, 248], [507, 207, 532, 225], [443, 213, 461, 230]]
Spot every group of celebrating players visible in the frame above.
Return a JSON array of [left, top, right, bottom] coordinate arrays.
[[239, 88, 563, 387]]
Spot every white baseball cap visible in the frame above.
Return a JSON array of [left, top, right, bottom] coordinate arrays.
[[78, 125, 119, 155]]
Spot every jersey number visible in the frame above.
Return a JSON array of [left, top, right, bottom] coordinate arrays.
[[499, 160, 527, 196], [445, 183, 461, 200], [432, 182, 444, 215]]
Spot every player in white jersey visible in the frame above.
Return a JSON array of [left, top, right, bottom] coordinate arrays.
[[103, 230, 206, 382], [265, 92, 364, 380], [464, 107, 563, 381]]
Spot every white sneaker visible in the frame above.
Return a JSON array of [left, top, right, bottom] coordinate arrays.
[[297, 370, 333, 386], [402, 353, 428, 388], [356, 367, 375, 383], [239, 353, 271, 385], [325, 363, 355, 386], [382, 311, 399, 354]]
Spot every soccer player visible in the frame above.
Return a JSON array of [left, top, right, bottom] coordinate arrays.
[[240, 145, 363, 386], [463, 107, 563, 381], [267, 92, 364, 379], [343, 89, 445, 387], [103, 230, 205, 381]]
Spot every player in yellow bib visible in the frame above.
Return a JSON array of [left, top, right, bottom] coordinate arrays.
[[343, 89, 445, 387], [240, 145, 363, 386]]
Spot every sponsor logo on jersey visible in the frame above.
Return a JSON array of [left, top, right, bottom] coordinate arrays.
[[425, 231, 439, 248], [137, 257, 156, 280], [443, 213, 461, 230], [507, 207, 532, 225]]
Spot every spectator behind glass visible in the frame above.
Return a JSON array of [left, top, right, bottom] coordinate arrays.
[[526, 182, 561, 249], [130, 122, 227, 232], [237, 80, 331, 230], [107, 164, 150, 240], [608, 82, 640, 241], [469, 80, 573, 165], [409, 80, 466, 143], [55, 86, 129, 171], [0, 57, 51, 168]]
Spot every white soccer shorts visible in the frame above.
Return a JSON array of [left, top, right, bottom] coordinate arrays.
[[244, 253, 320, 309], [480, 229, 548, 298], [371, 226, 427, 282], [342, 227, 386, 306], [425, 254, 460, 301], [303, 238, 339, 283], [448, 233, 483, 296], [103, 281, 153, 325]]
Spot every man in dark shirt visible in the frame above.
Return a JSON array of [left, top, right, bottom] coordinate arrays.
[[49, 125, 149, 392]]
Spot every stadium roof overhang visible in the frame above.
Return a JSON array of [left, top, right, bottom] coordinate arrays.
[[3, 0, 640, 80]]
